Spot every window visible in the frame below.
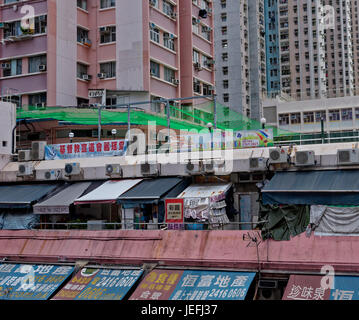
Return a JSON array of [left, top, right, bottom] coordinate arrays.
[[150, 61, 160, 78], [163, 33, 175, 51], [77, 27, 89, 43], [203, 83, 212, 96], [99, 61, 116, 78], [222, 66, 228, 75], [223, 80, 229, 89], [193, 50, 200, 63], [100, 26, 116, 43], [329, 109, 340, 121], [222, 39, 228, 48], [77, 0, 87, 10], [279, 114, 289, 125], [163, 1, 174, 16], [303, 112, 314, 123], [4, 15, 47, 38], [2, 59, 22, 77], [100, 0, 115, 9], [28, 55, 46, 73], [222, 53, 228, 61], [290, 113, 301, 124], [341, 108, 353, 121], [150, 26, 160, 43], [201, 25, 211, 41], [164, 66, 175, 82], [77, 63, 88, 78], [193, 79, 201, 94], [223, 93, 229, 102], [221, 13, 227, 22], [28, 93, 46, 107]]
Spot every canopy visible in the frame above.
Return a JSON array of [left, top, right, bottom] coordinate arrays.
[[117, 178, 185, 205], [130, 269, 255, 300], [53, 267, 143, 300], [0, 184, 59, 209], [262, 170, 359, 205], [177, 183, 232, 201], [33, 182, 92, 214], [283, 274, 359, 300], [74, 179, 142, 205], [0, 263, 74, 300]]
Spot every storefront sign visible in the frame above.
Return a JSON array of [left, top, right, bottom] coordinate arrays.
[[53, 268, 143, 300], [88, 89, 105, 98], [45, 139, 128, 160], [169, 270, 256, 300], [0, 264, 74, 300], [283, 275, 359, 300], [165, 199, 184, 224], [130, 269, 184, 300]]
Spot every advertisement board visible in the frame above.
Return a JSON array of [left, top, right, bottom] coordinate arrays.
[[45, 139, 127, 160]]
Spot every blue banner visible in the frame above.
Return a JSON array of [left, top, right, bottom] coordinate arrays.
[[330, 276, 359, 300], [45, 139, 128, 160], [169, 270, 256, 300], [0, 264, 74, 300]]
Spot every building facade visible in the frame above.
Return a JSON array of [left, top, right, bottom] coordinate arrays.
[[0, 0, 215, 113]]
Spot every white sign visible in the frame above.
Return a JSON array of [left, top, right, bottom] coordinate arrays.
[[88, 89, 105, 98]]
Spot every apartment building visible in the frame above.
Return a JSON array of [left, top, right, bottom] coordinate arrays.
[[213, 0, 265, 121], [0, 0, 215, 113], [265, 0, 356, 101]]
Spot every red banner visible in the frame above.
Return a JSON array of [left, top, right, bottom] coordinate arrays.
[[165, 199, 184, 224]]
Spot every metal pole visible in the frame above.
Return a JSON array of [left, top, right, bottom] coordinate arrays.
[[213, 93, 217, 129], [98, 105, 102, 141], [166, 100, 170, 143], [321, 117, 324, 144], [127, 104, 131, 141]]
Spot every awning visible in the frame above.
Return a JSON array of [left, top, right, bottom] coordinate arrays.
[[283, 274, 359, 300], [0, 263, 74, 300], [74, 179, 142, 205], [117, 178, 186, 206], [0, 184, 60, 209], [177, 183, 232, 201], [262, 170, 359, 205], [130, 269, 255, 300], [33, 182, 92, 214], [52, 267, 143, 300]]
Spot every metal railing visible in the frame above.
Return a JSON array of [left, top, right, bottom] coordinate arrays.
[[33, 221, 267, 231]]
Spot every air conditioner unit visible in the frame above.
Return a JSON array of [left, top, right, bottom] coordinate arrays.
[[170, 12, 177, 19], [31, 141, 47, 161], [82, 74, 92, 81], [149, 0, 156, 6], [203, 161, 214, 173], [171, 78, 180, 85], [249, 157, 267, 171], [140, 163, 159, 176], [1, 63, 10, 69], [295, 150, 315, 166], [18, 163, 34, 176], [269, 148, 288, 164], [42, 169, 62, 181], [205, 59, 215, 67], [39, 64, 47, 72], [105, 164, 122, 176], [337, 149, 359, 165], [64, 163, 81, 176], [185, 161, 202, 175], [97, 73, 106, 79], [18, 150, 31, 162]]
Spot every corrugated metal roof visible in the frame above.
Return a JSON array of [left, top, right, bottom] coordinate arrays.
[[0, 230, 358, 273]]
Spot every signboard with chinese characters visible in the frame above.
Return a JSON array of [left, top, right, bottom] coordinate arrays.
[[284, 275, 359, 301], [169, 270, 256, 300], [52, 268, 143, 300], [129, 269, 184, 300], [0, 264, 74, 300], [45, 139, 128, 160], [283, 275, 332, 300], [165, 199, 184, 224]]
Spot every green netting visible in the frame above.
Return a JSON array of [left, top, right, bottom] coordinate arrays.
[[17, 101, 297, 137]]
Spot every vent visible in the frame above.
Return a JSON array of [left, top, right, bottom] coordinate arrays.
[[257, 288, 282, 300], [270, 150, 280, 161]]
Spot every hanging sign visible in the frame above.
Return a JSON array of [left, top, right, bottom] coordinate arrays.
[[165, 198, 184, 224]]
